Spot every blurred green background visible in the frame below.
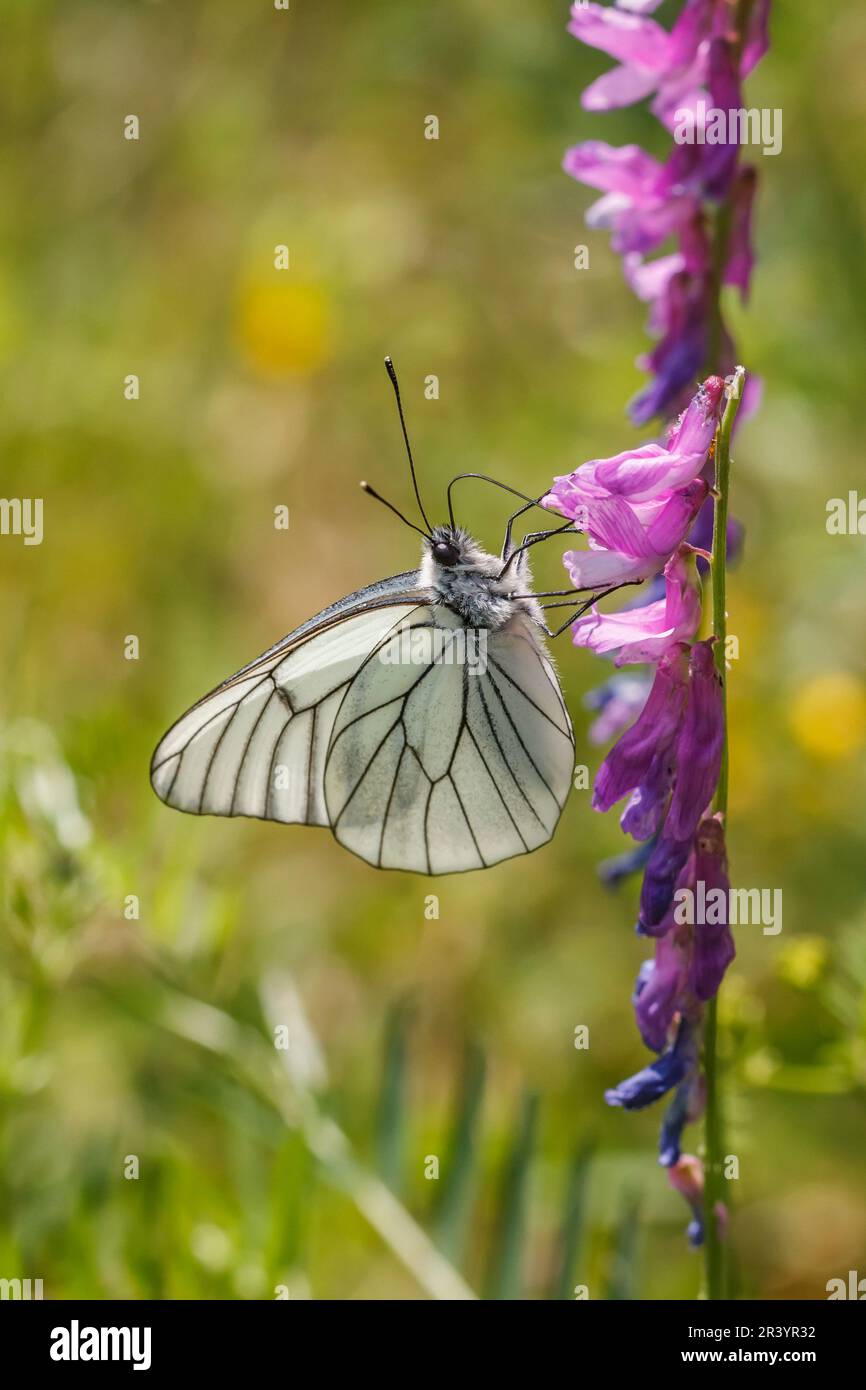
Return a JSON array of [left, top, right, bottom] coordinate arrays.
[[1, 0, 865, 1300]]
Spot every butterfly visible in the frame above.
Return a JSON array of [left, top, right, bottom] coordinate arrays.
[[151, 359, 621, 874]]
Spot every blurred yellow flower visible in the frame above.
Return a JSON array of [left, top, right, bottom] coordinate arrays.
[[236, 278, 330, 378], [788, 671, 866, 759], [718, 973, 765, 1028], [743, 1047, 781, 1085], [777, 935, 828, 989], [190, 1223, 233, 1273]]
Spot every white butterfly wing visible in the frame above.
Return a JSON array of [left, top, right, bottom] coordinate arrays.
[[324, 606, 574, 874], [150, 572, 426, 826]]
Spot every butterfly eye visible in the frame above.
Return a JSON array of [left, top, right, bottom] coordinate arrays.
[[433, 540, 460, 567]]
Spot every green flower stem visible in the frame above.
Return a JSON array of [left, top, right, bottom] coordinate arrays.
[[701, 5, 753, 1299], [702, 366, 745, 1301]]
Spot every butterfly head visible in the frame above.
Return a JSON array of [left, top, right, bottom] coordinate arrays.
[[421, 524, 538, 631], [430, 531, 462, 568], [424, 523, 509, 579], [426, 524, 476, 570]]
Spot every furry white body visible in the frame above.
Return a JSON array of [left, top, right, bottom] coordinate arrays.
[[419, 524, 546, 639]]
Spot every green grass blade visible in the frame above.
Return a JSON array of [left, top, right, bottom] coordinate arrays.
[[374, 999, 412, 1196], [433, 1041, 486, 1264], [551, 1137, 595, 1301], [484, 1089, 539, 1301], [605, 1189, 642, 1301]]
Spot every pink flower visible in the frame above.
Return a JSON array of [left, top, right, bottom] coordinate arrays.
[[569, 1, 771, 128], [570, 545, 702, 665], [561, 478, 708, 588], [623, 249, 686, 324], [563, 142, 697, 254], [545, 376, 723, 586], [546, 374, 722, 515], [563, 2, 771, 424], [558, 0, 771, 1232], [568, 1, 707, 115]]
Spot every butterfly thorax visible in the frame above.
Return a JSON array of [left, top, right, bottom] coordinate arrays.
[[420, 525, 544, 634]]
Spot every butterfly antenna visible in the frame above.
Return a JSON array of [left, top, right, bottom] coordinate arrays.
[[384, 355, 433, 534], [446, 473, 550, 530], [359, 481, 431, 540]]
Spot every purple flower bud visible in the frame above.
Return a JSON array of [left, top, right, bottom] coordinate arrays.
[[725, 165, 757, 300], [658, 1081, 690, 1168], [668, 1152, 728, 1249], [629, 272, 716, 425], [598, 834, 656, 887], [741, 0, 772, 77], [666, 639, 724, 841], [666, 374, 726, 455], [605, 1018, 694, 1111], [638, 830, 693, 932], [659, 1065, 706, 1168], [584, 673, 652, 745], [593, 644, 690, 814], [702, 37, 743, 197], [633, 924, 689, 1052], [667, 1153, 706, 1247], [621, 746, 676, 840], [689, 816, 736, 1001]]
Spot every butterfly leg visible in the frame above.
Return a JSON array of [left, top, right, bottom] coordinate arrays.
[[539, 584, 634, 638], [500, 498, 539, 562], [542, 604, 597, 639], [518, 579, 644, 601], [532, 585, 593, 599], [498, 519, 578, 579]]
